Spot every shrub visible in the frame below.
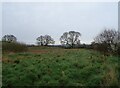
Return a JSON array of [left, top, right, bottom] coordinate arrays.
[[91, 42, 110, 55], [2, 41, 28, 53], [117, 43, 120, 56]]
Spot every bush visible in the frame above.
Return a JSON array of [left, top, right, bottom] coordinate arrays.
[[117, 43, 120, 56], [2, 41, 28, 53], [91, 42, 120, 56], [79, 44, 92, 49], [91, 43, 110, 55]]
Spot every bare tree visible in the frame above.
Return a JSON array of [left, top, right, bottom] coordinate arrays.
[[2, 35, 17, 42], [60, 31, 81, 47], [94, 29, 118, 52], [36, 35, 55, 46], [44, 35, 55, 46], [36, 35, 44, 46]]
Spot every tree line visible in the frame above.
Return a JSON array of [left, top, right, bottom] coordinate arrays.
[[2, 31, 82, 47], [2, 29, 120, 55]]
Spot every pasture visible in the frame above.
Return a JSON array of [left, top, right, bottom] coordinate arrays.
[[2, 46, 119, 87]]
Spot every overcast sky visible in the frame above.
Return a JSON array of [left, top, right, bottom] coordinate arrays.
[[2, 2, 118, 45]]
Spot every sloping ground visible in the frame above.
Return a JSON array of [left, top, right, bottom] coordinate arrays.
[[2, 47, 119, 87]]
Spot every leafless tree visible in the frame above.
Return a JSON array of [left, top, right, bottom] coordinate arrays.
[[36, 35, 44, 46], [36, 35, 55, 46], [94, 29, 118, 52], [2, 35, 17, 42], [44, 35, 55, 46], [60, 31, 81, 47]]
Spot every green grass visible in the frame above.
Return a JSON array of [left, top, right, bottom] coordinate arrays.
[[2, 47, 119, 87]]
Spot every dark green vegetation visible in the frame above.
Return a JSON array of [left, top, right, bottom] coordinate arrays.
[[0, 41, 2, 87], [2, 42, 28, 53], [2, 46, 119, 87]]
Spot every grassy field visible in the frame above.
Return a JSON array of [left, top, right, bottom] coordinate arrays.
[[2, 46, 119, 87]]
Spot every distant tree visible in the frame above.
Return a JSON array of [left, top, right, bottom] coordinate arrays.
[[36, 35, 55, 46], [36, 35, 44, 46], [44, 35, 55, 46], [2, 35, 17, 43], [93, 29, 118, 53], [60, 31, 81, 48]]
